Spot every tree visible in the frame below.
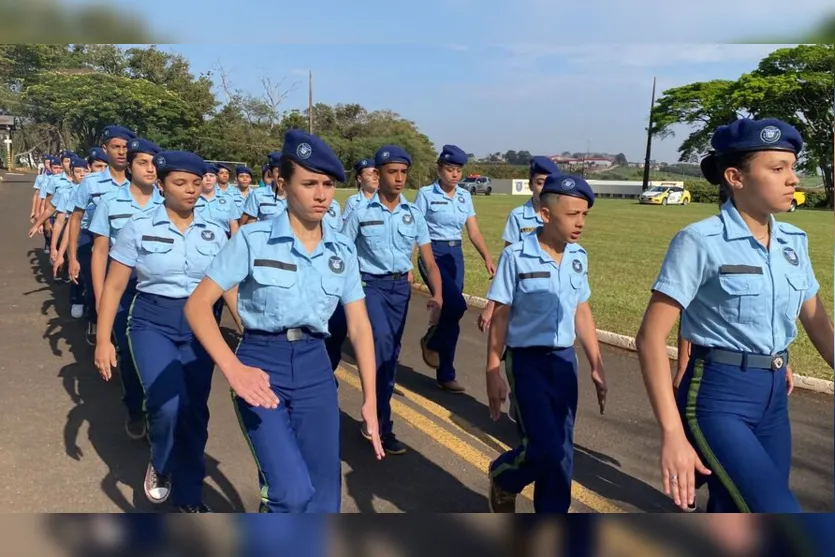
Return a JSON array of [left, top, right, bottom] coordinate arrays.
[[651, 44, 834, 206], [614, 153, 628, 166]]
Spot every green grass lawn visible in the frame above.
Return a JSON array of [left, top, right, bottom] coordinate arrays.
[[334, 189, 834, 381]]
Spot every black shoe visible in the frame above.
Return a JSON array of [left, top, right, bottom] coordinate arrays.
[[381, 432, 406, 455], [85, 321, 96, 346], [488, 473, 516, 513], [144, 462, 171, 504], [125, 415, 147, 441], [177, 504, 211, 513]]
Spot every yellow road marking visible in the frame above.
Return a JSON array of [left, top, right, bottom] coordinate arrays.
[[335, 365, 624, 514]]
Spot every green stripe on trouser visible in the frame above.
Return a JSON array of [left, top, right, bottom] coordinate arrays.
[[684, 359, 750, 512], [489, 350, 529, 478], [125, 293, 152, 449], [229, 336, 272, 513]]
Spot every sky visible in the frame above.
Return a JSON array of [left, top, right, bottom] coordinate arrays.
[[56, 0, 833, 163]]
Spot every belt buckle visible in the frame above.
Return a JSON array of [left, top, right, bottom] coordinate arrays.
[[392, 272, 403, 280], [286, 328, 304, 342], [448, 241, 456, 247], [772, 354, 785, 370]]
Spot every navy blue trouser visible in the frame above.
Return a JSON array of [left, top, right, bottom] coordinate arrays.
[[363, 274, 411, 436], [234, 330, 341, 513], [677, 354, 800, 512], [490, 346, 578, 513], [417, 241, 468, 383], [77, 229, 96, 322], [237, 516, 326, 557], [127, 292, 214, 506], [324, 302, 347, 372], [115, 276, 143, 420]]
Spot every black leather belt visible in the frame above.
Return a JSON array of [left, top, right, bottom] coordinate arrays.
[[363, 272, 407, 281], [692, 345, 788, 370], [432, 239, 462, 247]]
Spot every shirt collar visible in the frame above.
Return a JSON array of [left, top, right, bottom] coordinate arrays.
[[368, 191, 409, 209], [151, 203, 207, 227], [720, 199, 778, 241], [521, 229, 582, 262], [269, 208, 338, 257], [522, 198, 538, 219]]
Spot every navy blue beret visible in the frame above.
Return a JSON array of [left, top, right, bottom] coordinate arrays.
[[204, 163, 219, 175], [530, 156, 560, 176], [153, 151, 206, 179], [69, 156, 88, 170], [375, 145, 411, 167], [267, 152, 282, 169], [101, 125, 136, 143], [710, 118, 803, 156], [236, 165, 253, 177], [282, 129, 346, 182], [437, 144, 468, 166], [541, 174, 595, 208], [60, 150, 76, 160], [47, 155, 59, 164], [127, 138, 161, 161], [261, 164, 270, 176], [87, 147, 109, 164], [354, 158, 375, 173], [216, 163, 232, 173]]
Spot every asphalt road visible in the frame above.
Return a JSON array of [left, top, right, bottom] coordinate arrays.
[[1, 172, 832, 519]]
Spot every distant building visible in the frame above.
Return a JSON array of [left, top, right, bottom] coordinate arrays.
[[550, 155, 613, 168]]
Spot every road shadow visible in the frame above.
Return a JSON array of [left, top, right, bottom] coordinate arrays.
[[30, 246, 243, 513]]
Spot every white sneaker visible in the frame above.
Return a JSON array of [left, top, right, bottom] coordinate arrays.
[[70, 304, 84, 319]]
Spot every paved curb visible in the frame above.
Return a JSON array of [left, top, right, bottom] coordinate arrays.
[[410, 283, 834, 395]]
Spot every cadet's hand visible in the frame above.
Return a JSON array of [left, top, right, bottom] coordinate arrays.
[[590, 366, 607, 414], [661, 431, 711, 511], [225, 361, 279, 409], [484, 259, 496, 278], [407, 270, 415, 284], [427, 296, 442, 325], [477, 305, 493, 332], [361, 402, 386, 460], [27, 223, 41, 238], [94, 341, 118, 381], [786, 364, 794, 396], [486, 368, 508, 421], [52, 254, 65, 279], [68, 259, 81, 284]]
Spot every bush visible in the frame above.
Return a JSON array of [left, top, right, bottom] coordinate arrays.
[[802, 189, 829, 208], [684, 180, 719, 204]]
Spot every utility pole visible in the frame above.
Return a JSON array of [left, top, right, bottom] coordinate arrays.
[[308, 70, 313, 134], [642, 76, 657, 192]]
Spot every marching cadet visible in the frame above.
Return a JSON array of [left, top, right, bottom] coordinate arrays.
[[230, 165, 254, 212], [94, 150, 232, 513], [239, 153, 286, 225], [88, 138, 164, 441], [485, 173, 607, 513], [49, 156, 89, 293], [197, 163, 229, 324], [215, 163, 235, 197], [342, 158, 379, 220], [194, 164, 240, 237], [342, 145, 444, 454], [87, 147, 110, 173], [414, 144, 495, 393], [258, 164, 273, 189], [184, 129, 384, 513], [35, 150, 74, 254], [68, 125, 136, 344], [30, 155, 55, 225], [636, 118, 834, 513]]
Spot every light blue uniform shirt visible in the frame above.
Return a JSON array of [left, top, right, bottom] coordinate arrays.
[[195, 190, 238, 234], [52, 183, 79, 215], [322, 199, 342, 234], [653, 200, 820, 355], [487, 232, 591, 349], [109, 204, 228, 298], [502, 199, 543, 244], [73, 168, 130, 230], [341, 192, 431, 275], [241, 188, 285, 221], [33, 172, 51, 192], [40, 173, 72, 200], [342, 191, 375, 222], [228, 188, 252, 212], [88, 185, 164, 247], [205, 210, 364, 334], [413, 182, 476, 241]]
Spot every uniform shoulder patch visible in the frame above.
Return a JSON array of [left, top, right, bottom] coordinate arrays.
[[775, 221, 807, 236]]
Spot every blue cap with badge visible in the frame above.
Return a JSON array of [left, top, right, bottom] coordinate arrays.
[[281, 129, 346, 182], [354, 158, 375, 173], [700, 118, 803, 185], [60, 150, 76, 160], [236, 165, 253, 177], [204, 163, 219, 175], [541, 173, 595, 208], [69, 155, 89, 170], [153, 151, 207, 179], [437, 144, 468, 166], [87, 147, 109, 164], [375, 145, 411, 167], [127, 138, 161, 162], [267, 151, 282, 169], [101, 125, 136, 143], [530, 156, 560, 176]]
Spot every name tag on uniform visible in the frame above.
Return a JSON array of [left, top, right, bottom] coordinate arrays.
[[254, 259, 297, 271], [518, 271, 551, 279], [109, 214, 132, 221], [520, 227, 536, 233], [261, 203, 277, 207], [719, 265, 763, 275], [359, 220, 384, 227], [141, 235, 174, 244], [430, 201, 449, 206]]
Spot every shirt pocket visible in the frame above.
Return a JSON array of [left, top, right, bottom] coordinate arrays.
[[784, 273, 809, 320], [188, 240, 221, 278], [569, 273, 587, 305], [250, 261, 297, 320], [717, 273, 764, 324], [516, 272, 555, 314], [359, 221, 386, 248], [396, 220, 418, 250], [319, 273, 345, 319], [139, 236, 175, 275]]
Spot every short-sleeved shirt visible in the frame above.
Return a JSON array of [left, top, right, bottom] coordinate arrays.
[[413, 183, 476, 241], [73, 168, 130, 230], [109, 204, 228, 298], [241, 188, 286, 222], [487, 232, 591, 349], [322, 200, 342, 234], [652, 200, 820, 354], [89, 184, 164, 247], [502, 198, 543, 244], [195, 190, 239, 234], [341, 192, 431, 275], [205, 210, 364, 334]]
